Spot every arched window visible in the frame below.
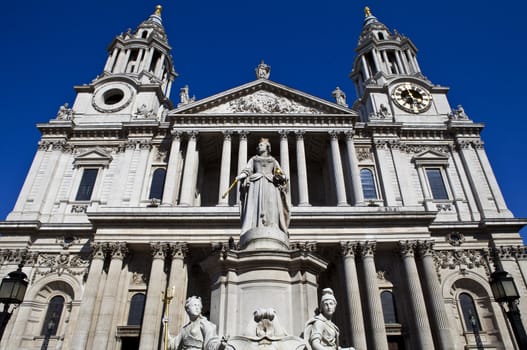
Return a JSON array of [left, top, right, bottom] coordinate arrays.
[[41, 295, 64, 336], [459, 293, 481, 332], [381, 291, 398, 323], [149, 168, 166, 200], [128, 293, 146, 326], [360, 168, 378, 199]]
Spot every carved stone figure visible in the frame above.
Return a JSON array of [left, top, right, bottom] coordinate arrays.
[[255, 60, 271, 79], [167, 296, 230, 350], [304, 288, 354, 350], [236, 138, 290, 242], [56, 103, 74, 120], [332, 87, 348, 107]]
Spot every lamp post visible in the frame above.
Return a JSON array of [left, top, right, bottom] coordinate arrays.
[[0, 266, 28, 341], [489, 269, 527, 349]]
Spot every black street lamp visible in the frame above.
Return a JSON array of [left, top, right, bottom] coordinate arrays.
[[489, 269, 527, 349], [0, 266, 28, 340]]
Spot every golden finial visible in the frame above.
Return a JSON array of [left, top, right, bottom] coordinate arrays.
[[155, 5, 162, 16], [364, 6, 372, 18]]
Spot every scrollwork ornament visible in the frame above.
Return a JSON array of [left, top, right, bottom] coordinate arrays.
[[108, 242, 128, 260], [169, 243, 188, 260], [340, 241, 357, 258], [151, 242, 167, 260], [417, 240, 435, 257], [398, 240, 416, 258], [358, 241, 376, 258]]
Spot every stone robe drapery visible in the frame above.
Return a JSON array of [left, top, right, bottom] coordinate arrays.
[[239, 155, 289, 235]]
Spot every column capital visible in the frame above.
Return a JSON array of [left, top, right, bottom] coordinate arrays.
[[91, 242, 107, 260], [108, 242, 128, 260], [328, 130, 341, 140], [295, 130, 305, 139], [279, 129, 290, 139], [358, 241, 376, 258], [169, 242, 189, 260], [222, 130, 234, 139], [187, 130, 199, 139], [398, 240, 417, 258], [344, 130, 355, 140], [340, 241, 358, 258], [417, 240, 435, 258], [171, 130, 183, 140], [150, 242, 167, 260], [238, 130, 249, 139]]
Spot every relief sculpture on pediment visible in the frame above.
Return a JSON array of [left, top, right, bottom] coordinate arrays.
[[204, 91, 322, 114]]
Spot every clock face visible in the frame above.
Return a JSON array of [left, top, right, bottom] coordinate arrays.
[[391, 83, 432, 113]]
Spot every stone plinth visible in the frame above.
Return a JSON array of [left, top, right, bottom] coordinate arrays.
[[239, 227, 289, 250], [202, 249, 328, 338]]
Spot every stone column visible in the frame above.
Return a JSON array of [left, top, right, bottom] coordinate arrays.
[[218, 130, 233, 205], [341, 242, 368, 350], [329, 131, 348, 206], [91, 242, 128, 350], [167, 243, 189, 333], [398, 241, 434, 349], [417, 241, 455, 350], [179, 131, 199, 206], [237, 131, 249, 204], [359, 241, 388, 350], [360, 55, 371, 80], [71, 243, 107, 350], [162, 130, 182, 206], [279, 130, 291, 204], [295, 130, 310, 206], [139, 243, 167, 350], [345, 131, 364, 205]]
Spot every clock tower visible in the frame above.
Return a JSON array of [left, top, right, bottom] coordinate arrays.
[[350, 7, 452, 124]]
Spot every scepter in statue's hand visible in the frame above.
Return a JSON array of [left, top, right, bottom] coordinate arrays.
[[222, 178, 238, 199]]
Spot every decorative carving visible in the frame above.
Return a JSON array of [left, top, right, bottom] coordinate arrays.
[[435, 249, 486, 271], [169, 243, 189, 260], [358, 241, 376, 258], [278, 129, 289, 140], [436, 203, 453, 212], [134, 103, 156, 119], [328, 130, 340, 140], [178, 85, 196, 107], [56, 236, 79, 249], [491, 245, 527, 261], [126, 139, 152, 150], [377, 270, 387, 280], [416, 241, 435, 257], [340, 241, 357, 257], [71, 204, 88, 213], [356, 146, 372, 161], [398, 240, 416, 258], [332, 87, 348, 107], [400, 144, 450, 154], [370, 104, 391, 120], [290, 241, 317, 253], [222, 130, 233, 140], [35, 253, 90, 277], [108, 242, 128, 260], [132, 272, 147, 285], [238, 130, 249, 140], [204, 91, 322, 114], [448, 105, 469, 120], [151, 242, 167, 259], [91, 242, 107, 260], [255, 60, 271, 79], [56, 103, 74, 120], [446, 232, 465, 246]]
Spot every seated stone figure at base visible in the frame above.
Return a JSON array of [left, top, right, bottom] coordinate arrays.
[[305, 288, 355, 350], [166, 296, 230, 350]]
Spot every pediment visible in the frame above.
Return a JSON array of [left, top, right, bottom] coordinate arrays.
[[172, 79, 355, 115], [73, 148, 113, 167], [412, 149, 449, 166]]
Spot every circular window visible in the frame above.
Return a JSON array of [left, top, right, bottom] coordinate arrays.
[[92, 83, 134, 113], [103, 89, 124, 105]]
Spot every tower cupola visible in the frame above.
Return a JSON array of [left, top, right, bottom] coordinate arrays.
[[351, 7, 423, 97], [100, 5, 177, 97]]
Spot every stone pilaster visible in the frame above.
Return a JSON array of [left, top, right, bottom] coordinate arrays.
[[139, 242, 168, 350], [162, 130, 182, 206], [91, 242, 127, 350], [295, 130, 310, 206], [359, 241, 388, 350], [417, 241, 455, 350], [340, 242, 367, 350], [398, 241, 434, 349], [218, 130, 233, 205], [71, 242, 107, 350]]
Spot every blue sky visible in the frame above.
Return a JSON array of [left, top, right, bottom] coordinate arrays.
[[2, 1, 526, 240]]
